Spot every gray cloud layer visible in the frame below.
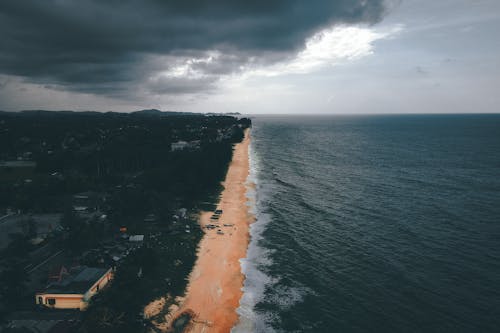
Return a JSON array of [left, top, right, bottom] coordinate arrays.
[[0, 0, 388, 96]]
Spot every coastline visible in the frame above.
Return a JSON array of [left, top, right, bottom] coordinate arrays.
[[163, 128, 253, 332]]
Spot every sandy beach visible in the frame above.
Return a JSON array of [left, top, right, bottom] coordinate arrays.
[[162, 129, 253, 332]]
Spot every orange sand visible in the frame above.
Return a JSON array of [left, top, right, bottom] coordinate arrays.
[[165, 129, 253, 332]]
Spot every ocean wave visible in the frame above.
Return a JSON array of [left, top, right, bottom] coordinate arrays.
[[274, 175, 299, 190], [233, 136, 278, 333], [264, 283, 315, 311]]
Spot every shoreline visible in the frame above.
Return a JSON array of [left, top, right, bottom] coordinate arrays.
[[161, 129, 253, 332]]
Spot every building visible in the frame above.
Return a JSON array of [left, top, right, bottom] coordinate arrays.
[[171, 141, 188, 151], [143, 213, 157, 223], [35, 266, 113, 310], [129, 234, 144, 242], [72, 191, 108, 212], [170, 140, 200, 151]]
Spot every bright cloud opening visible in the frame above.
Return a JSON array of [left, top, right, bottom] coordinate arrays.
[[246, 24, 403, 77]]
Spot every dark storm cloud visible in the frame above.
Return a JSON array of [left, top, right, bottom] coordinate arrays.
[[0, 0, 388, 95], [146, 75, 219, 95]]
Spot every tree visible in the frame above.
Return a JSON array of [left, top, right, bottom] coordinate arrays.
[[61, 205, 80, 232], [0, 260, 28, 307], [20, 217, 37, 238]]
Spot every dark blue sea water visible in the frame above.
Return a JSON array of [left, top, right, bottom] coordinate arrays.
[[234, 115, 500, 333]]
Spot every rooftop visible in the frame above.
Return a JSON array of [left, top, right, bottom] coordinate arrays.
[[43, 266, 109, 294]]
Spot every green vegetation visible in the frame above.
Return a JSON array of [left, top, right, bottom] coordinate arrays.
[[81, 225, 203, 333]]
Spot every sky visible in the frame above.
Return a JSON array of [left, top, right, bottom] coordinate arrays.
[[0, 0, 499, 114]]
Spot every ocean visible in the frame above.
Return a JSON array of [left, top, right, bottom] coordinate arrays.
[[233, 115, 500, 333]]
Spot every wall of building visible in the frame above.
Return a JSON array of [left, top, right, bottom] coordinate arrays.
[[35, 294, 84, 310], [83, 268, 113, 302]]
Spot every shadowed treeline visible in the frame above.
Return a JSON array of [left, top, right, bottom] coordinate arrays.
[[0, 110, 251, 332]]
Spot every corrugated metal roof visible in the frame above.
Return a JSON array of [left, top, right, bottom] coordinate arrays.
[[73, 267, 108, 282], [129, 235, 144, 242], [43, 266, 110, 294]]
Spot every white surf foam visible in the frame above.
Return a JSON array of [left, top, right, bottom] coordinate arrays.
[[232, 134, 277, 333]]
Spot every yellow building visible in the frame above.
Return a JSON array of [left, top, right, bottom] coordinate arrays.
[[35, 266, 113, 310]]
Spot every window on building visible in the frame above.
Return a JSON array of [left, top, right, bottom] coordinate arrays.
[[38, 296, 43, 304], [47, 298, 56, 305]]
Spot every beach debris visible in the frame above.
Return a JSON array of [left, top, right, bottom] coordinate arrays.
[[210, 209, 223, 220], [167, 309, 198, 332]]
